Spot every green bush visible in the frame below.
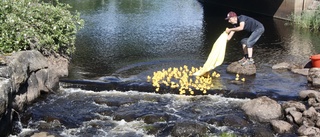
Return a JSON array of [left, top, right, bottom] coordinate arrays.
[[0, 0, 84, 57], [291, 5, 320, 32]]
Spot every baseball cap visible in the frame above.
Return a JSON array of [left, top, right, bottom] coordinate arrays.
[[225, 11, 237, 20]]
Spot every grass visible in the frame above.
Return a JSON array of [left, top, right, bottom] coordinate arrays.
[[291, 5, 320, 32]]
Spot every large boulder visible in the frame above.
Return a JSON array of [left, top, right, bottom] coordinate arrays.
[[227, 62, 256, 75], [0, 50, 68, 136], [4, 50, 65, 111], [241, 96, 282, 122], [6, 51, 48, 93]]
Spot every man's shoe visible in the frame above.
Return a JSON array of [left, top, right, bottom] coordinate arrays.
[[238, 57, 247, 63], [241, 59, 254, 66]]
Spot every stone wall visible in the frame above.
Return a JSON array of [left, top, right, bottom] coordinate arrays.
[[0, 50, 68, 136]]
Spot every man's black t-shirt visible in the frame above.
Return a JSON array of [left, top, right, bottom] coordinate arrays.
[[235, 15, 264, 32]]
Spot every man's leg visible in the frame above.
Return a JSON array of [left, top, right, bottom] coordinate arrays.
[[241, 27, 264, 66], [238, 45, 248, 63], [247, 47, 252, 58], [238, 40, 248, 63], [243, 44, 248, 55], [241, 48, 254, 66], [241, 43, 254, 66]]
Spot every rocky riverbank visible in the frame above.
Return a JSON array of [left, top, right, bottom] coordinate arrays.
[[237, 61, 320, 136], [221, 59, 320, 136], [0, 50, 68, 136], [242, 91, 320, 136]]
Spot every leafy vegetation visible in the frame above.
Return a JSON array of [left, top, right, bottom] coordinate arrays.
[[291, 5, 320, 32], [0, 0, 84, 57]]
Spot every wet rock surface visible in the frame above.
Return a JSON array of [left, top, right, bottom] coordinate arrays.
[[171, 121, 208, 137], [0, 50, 68, 136], [242, 96, 283, 122], [226, 61, 256, 75]]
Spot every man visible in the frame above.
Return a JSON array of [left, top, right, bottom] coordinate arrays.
[[225, 11, 265, 66]]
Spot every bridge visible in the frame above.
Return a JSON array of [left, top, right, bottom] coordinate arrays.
[[198, 0, 318, 20]]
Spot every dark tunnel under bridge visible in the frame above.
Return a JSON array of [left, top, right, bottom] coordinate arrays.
[[198, 0, 314, 20]]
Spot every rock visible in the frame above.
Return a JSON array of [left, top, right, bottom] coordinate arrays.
[[206, 114, 250, 128], [299, 90, 320, 100], [145, 123, 167, 135], [282, 101, 306, 112], [284, 107, 297, 114], [291, 68, 309, 76], [7, 50, 65, 111], [0, 50, 68, 136], [141, 113, 169, 124], [46, 55, 69, 77], [289, 110, 303, 125], [0, 66, 12, 78], [222, 114, 250, 128], [286, 115, 294, 123], [113, 110, 143, 122], [307, 68, 320, 87], [0, 78, 12, 115], [270, 120, 293, 133], [302, 118, 315, 127], [272, 62, 291, 70], [312, 78, 320, 87], [308, 98, 317, 106], [308, 92, 319, 99], [26, 72, 41, 102], [251, 126, 275, 137], [6, 50, 48, 90], [226, 62, 256, 75], [316, 119, 320, 128], [171, 121, 208, 137], [31, 132, 55, 137], [37, 119, 62, 130], [272, 62, 311, 74], [298, 125, 320, 136], [303, 107, 318, 119], [241, 96, 282, 122], [312, 103, 320, 112]]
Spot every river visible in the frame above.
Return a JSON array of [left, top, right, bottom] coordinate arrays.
[[13, 0, 320, 136]]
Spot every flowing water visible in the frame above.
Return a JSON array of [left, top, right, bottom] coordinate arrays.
[[12, 0, 320, 136]]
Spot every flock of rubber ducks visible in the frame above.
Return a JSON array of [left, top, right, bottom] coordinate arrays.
[[147, 65, 245, 95]]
